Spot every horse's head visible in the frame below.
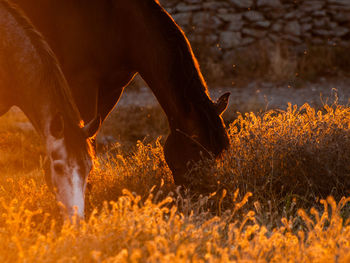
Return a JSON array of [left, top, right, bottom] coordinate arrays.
[[44, 113, 101, 219], [164, 92, 230, 186]]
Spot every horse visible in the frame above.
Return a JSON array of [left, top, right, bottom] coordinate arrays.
[[13, 0, 230, 186], [0, 0, 101, 218]]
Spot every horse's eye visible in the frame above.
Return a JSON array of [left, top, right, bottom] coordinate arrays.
[[53, 163, 64, 175]]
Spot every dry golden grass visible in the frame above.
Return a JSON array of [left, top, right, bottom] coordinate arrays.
[[221, 103, 350, 205], [1, 102, 350, 262]]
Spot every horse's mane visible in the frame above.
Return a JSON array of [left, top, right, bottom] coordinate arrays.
[[143, 1, 208, 100], [0, 0, 81, 125], [145, 0, 229, 151]]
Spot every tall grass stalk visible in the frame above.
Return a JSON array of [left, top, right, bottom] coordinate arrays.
[[1, 102, 350, 261]]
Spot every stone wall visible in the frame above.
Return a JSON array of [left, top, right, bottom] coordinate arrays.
[[159, 0, 350, 80]]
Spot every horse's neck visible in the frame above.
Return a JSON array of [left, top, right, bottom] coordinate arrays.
[[128, 0, 209, 130], [11, 50, 54, 137], [17, 85, 54, 138], [7, 42, 57, 138], [17, 73, 73, 139], [0, 5, 47, 137]]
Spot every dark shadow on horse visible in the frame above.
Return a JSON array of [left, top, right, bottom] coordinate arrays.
[[13, 0, 230, 188]]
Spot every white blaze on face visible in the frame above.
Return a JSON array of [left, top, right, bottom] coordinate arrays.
[[71, 167, 85, 218], [47, 136, 88, 219], [53, 160, 87, 219]]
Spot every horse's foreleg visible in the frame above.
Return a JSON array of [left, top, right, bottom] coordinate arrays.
[[97, 71, 137, 122], [97, 86, 124, 123], [88, 87, 124, 151], [91, 71, 137, 151]]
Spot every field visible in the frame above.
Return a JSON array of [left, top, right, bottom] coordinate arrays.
[[1, 97, 350, 262]]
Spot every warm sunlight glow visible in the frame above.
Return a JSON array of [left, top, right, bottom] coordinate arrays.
[[2, 103, 350, 261]]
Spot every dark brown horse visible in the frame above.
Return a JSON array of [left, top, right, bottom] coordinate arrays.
[[0, 0, 100, 217], [13, 0, 230, 186]]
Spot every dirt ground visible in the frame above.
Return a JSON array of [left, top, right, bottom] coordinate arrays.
[[117, 77, 350, 111]]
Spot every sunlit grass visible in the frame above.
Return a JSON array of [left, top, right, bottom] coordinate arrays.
[[1, 102, 350, 262], [0, 108, 44, 175]]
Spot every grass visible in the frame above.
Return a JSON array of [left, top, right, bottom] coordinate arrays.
[[98, 105, 169, 151], [1, 101, 350, 262]]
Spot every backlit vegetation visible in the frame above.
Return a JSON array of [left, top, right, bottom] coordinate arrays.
[[1, 102, 350, 262]]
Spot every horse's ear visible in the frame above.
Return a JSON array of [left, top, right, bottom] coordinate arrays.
[[83, 115, 101, 138], [215, 92, 230, 115], [50, 112, 64, 139]]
